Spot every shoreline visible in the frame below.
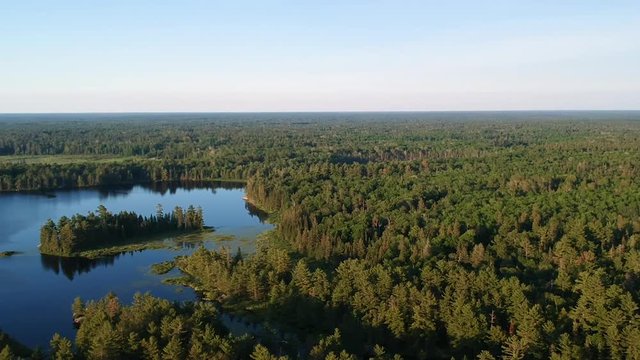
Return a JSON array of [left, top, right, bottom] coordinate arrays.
[[0, 178, 248, 195], [40, 227, 213, 259], [242, 194, 275, 218]]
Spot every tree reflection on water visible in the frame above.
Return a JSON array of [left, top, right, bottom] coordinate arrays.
[[40, 253, 118, 280]]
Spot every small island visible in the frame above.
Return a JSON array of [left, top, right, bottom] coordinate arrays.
[[40, 204, 206, 257], [0, 251, 20, 258]]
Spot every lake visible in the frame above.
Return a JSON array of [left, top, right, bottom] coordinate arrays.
[[0, 182, 272, 348]]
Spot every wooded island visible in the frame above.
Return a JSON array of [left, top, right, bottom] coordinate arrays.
[[39, 205, 204, 257]]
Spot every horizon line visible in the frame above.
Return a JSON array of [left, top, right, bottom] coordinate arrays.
[[1, 109, 640, 115]]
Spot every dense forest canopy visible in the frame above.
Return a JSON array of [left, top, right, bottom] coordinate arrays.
[[1, 111, 639, 192], [2, 111, 640, 359]]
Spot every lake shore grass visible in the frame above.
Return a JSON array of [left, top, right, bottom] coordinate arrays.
[[0, 154, 144, 165], [42, 227, 214, 259]]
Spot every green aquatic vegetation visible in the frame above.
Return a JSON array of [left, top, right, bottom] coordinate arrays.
[[212, 234, 235, 241], [150, 260, 176, 275]]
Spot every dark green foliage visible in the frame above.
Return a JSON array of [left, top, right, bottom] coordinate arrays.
[[49, 333, 74, 360], [3, 113, 640, 358], [39, 205, 204, 256], [69, 293, 250, 360], [0, 329, 34, 359], [63, 292, 344, 360], [174, 115, 640, 358]]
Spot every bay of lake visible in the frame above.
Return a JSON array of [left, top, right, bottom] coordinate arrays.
[[0, 182, 272, 348]]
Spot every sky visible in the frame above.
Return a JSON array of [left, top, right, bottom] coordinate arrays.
[[0, 1, 639, 112]]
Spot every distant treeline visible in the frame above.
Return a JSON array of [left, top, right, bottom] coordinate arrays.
[[40, 205, 204, 256], [0, 160, 253, 192]]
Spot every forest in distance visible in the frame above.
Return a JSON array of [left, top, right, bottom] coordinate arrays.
[[1, 111, 640, 359]]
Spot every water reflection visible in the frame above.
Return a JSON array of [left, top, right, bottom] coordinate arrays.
[[142, 181, 245, 195], [41, 254, 118, 280], [96, 187, 133, 200], [40, 241, 208, 280], [95, 181, 246, 199], [245, 202, 270, 223]]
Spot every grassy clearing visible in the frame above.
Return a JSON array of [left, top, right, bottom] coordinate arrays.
[[62, 228, 214, 259], [212, 234, 236, 241], [0, 154, 144, 165], [76, 241, 167, 258]]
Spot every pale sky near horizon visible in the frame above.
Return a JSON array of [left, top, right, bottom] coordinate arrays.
[[1, 1, 639, 112]]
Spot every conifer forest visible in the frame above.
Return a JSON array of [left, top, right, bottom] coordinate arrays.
[[1, 111, 640, 359]]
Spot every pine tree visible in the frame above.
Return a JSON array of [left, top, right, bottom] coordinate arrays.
[[310, 329, 343, 360], [470, 243, 486, 267], [477, 350, 497, 360], [310, 269, 330, 301], [162, 335, 183, 360], [292, 260, 312, 294], [50, 333, 74, 360], [87, 322, 121, 360], [501, 337, 525, 360], [250, 344, 287, 360], [174, 206, 184, 229], [71, 297, 84, 318], [550, 333, 581, 360], [141, 336, 161, 360], [58, 222, 76, 255], [0, 346, 13, 360], [187, 338, 205, 359]]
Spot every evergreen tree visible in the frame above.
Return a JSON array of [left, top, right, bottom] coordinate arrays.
[[161, 335, 183, 360], [50, 333, 74, 360]]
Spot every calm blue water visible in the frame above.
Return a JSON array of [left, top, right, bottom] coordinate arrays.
[[0, 183, 272, 348]]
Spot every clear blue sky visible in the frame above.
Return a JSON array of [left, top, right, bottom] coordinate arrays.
[[1, 1, 639, 112]]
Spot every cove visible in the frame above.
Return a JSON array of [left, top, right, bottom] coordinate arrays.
[[0, 182, 272, 348]]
